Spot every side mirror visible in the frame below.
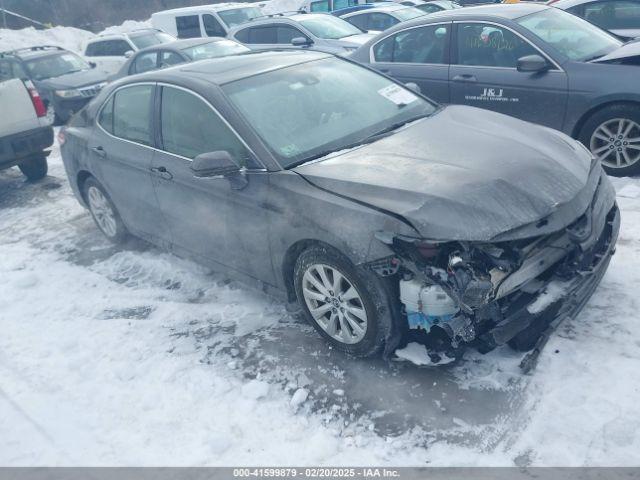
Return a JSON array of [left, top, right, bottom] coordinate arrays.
[[517, 54, 548, 73], [89, 61, 97, 69], [124, 50, 135, 59], [291, 37, 312, 47], [191, 151, 240, 178], [405, 82, 421, 94]]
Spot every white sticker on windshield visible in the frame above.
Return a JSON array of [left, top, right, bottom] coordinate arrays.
[[378, 84, 418, 106]]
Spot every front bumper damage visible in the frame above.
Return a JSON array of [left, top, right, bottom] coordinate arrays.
[[371, 171, 620, 371]]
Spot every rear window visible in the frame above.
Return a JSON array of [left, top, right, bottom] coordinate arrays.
[[86, 40, 132, 57], [181, 40, 249, 60], [217, 7, 262, 28]]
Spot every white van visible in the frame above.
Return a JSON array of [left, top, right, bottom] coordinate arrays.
[[151, 3, 264, 39]]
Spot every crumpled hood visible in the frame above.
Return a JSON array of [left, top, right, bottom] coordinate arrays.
[[593, 39, 640, 63], [294, 105, 601, 242], [39, 68, 110, 90]]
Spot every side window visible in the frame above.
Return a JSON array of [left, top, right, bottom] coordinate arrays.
[[132, 52, 158, 74], [277, 26, 307, 43], [234, 28, 250, 42], [112, 85, 153, 146], [0, 60, 15, 81], [346, 14, 369, 31], [368, 13, 397, 31], [373, 25, 449, 64], [176, 15, 202, 38], [12, 61, 27, 79], [160, 51, 185, 68], [85, 41, 104, 56], [160, 86, 251, 166], [584, 0, 640, 29], [418, 4, 442, 14], [310, 0, 330, 12], [104, 40, 133, 56], [98, 96, 115, 135], [246, 26, 278, 44], [456, 23, 538, 68], [203, 14, 226, 37]]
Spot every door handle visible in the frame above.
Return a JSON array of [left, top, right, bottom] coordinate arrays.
[[150, 166, 173, 180], [379, 68, 391, 74], [452, 74, 477, 83], [91, 146, 106, 158]]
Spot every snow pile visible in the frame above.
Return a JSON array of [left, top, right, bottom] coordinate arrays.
[[99, 20, 152, 36], [0, 26, 94, 54], [527, 281, 569, 315]]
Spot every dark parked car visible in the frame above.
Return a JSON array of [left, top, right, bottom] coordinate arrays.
[[60, 51, 619, 367], [0, 46, 110, 125], [110, 38, 250, 80], [351, 3, 640, 176], [550, 0, 640, 41]]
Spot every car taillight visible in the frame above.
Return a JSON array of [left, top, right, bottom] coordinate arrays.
[[57, 128, 66, 146], [25, 80, 47, 118]]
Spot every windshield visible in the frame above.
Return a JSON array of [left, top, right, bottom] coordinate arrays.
[[298, 15, 364, 39], [222, 57, 436, 168], [516, 8, 622, 61], [25, 52, 90, 80], [217, 7, 263, 27], [393, 7, 427, 21], [130, 31, 175, 49], [182, 40, 250, 60]]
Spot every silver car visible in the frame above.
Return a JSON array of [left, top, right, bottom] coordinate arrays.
[[550, 0, 640, 41], [228, 13, 376, 55]]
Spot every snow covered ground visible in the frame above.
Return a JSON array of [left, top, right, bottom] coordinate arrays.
[[1, 24, 640, 467]]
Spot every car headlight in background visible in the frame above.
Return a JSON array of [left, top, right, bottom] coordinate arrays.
[[55, 89, 82, 98]]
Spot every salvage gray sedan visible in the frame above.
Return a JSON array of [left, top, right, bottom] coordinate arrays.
[[60, 51, 619, 368]]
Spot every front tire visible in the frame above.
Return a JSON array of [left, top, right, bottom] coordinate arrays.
[[579, 104, 640, 177], [18, 154, 48, 181], [294, 246, 390, 358], [83, 177, 128, 244]]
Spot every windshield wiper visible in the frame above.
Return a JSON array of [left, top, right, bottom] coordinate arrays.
[[288, 114, 429, 168]]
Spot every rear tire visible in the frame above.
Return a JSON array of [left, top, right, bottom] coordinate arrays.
[[579, 104, 640, 177], [294, 246, 390, 358], [82, 177, 128, 244], [18, 154, 48, 181]]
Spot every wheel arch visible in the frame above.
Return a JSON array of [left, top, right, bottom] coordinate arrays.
[[76, 170, 94, 206], [572, 99, 640, 139]]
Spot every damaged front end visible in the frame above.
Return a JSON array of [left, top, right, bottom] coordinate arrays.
[[371, 173, 621, 370]]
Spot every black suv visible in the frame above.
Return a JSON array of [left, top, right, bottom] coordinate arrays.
[[0, 46, 110, 124]]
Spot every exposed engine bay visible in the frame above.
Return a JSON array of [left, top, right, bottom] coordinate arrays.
[[371, 182, 620, 370]]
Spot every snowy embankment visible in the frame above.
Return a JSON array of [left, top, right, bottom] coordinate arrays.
[[1, 24, 640, 466]]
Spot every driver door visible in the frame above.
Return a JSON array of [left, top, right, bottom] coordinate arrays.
[[449, 22, 568, 130], [150, 85, 274, 283]]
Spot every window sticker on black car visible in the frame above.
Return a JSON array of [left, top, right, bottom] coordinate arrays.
[[378, 84, 417, 106]]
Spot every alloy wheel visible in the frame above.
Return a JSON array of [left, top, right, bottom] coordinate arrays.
[[301, 263, 368, 345], [590, 118, 640, 169], [87, 186, 117, 238]]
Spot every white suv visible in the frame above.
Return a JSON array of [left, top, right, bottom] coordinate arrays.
[[83, 29, 175, 74]]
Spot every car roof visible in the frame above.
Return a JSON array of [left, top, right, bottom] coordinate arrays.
[[349, 4, 411, 13], [137, 37, 228, 53], [402, 2, 549, 22], [153, 2, 257, 16], [147, 49, 332, 85], [547, 0, 586, 9], [6, 46, 70, 60], [90, 29, 164, 42]]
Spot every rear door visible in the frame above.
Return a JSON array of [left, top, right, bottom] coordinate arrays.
[[368, 23, 451, 104], [150, 85, 274, 282], [449, 22, 568, 129], [89, 83, 167, 244]]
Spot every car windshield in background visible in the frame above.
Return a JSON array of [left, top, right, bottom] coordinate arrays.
[[516, 9, 622, 61], [182, 40, 250, 60], [222, 57, 436, 168], [130, 31, 175, 49], [298, 15, 363, 39], [393, 7, 428, 21], [25, 53, 90, 80], [217, 7, 263, 27]]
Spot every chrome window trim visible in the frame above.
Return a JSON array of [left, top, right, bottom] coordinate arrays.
[[95, 81, 266, 172], [451, 20, 564, 72], [369, 21, 451, 64]]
